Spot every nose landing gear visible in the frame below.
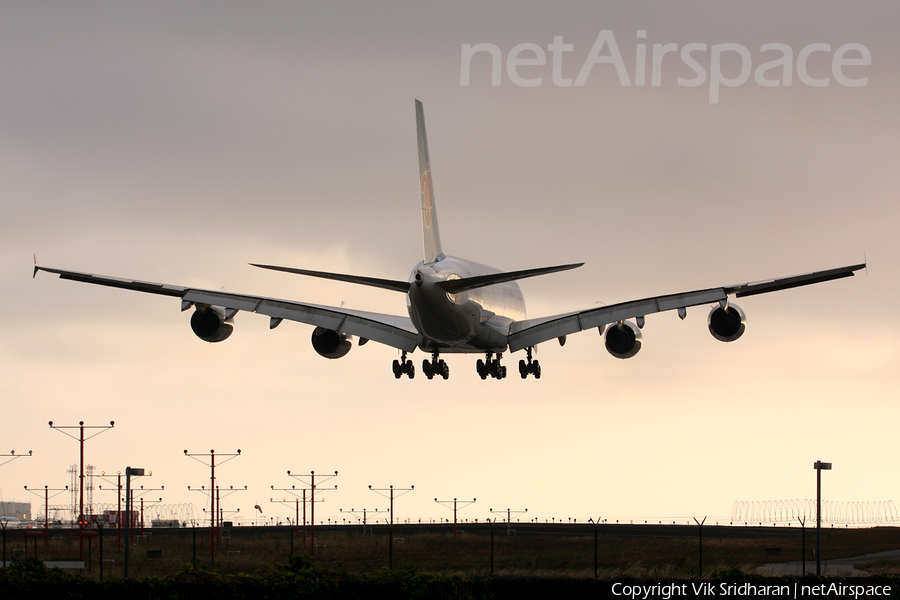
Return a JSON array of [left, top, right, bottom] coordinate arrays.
[[476, 352, 507, 380], [422, 352, 449, 380], [518, 347, 541, 379], [392, 351, 415, 379]]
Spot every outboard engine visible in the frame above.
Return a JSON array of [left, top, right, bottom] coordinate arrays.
[[707, 304, 746, 342], [311, 327, 353, 359], [190, 305, 234, 343], [605, 321, 642, 359]]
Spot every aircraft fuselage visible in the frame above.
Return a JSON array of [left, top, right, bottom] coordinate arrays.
[[407, 256, 525, 353]]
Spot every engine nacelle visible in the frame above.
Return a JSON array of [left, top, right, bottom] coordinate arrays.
[[708, 304, 746, 342], [605, 320, 642, 359], [311, 327, 352, 359], [190, 306, 234, 343]]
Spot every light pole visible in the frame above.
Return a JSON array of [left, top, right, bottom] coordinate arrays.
[[123, 466, 146, 578], [288, 470, 338, 555], [814, 460, 832, 576], [23, 484, 68, 545], [340, 507, 387, 536], [0, 450, 32, 468], [490, 507, 527, 536], [434, 497, 476, 537], [184, 448, 241, 563], [49, 420, 114, 561], [369, 484, 414, 569], [96, 471, 123, 551]]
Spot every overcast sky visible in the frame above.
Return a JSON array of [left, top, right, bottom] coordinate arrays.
[[1, 2, 898, 527]]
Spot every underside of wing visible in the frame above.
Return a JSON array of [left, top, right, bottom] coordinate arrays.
[[508, 263, 865, 352], [35, 265, 420, 352]]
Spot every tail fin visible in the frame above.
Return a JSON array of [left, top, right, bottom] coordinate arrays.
[[416, 99, 444, 264]]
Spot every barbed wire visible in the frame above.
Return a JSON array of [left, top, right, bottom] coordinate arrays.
[[731, 500, 898, 525]]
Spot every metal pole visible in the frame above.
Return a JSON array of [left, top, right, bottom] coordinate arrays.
[[79, 422, 84, 561], [124, 468, 131, 577], [211, 451, 216, 563], [814, 461, 831, 576], [48, 421, 114, 561], [816, 465, 822, 576], [368, 484, 412, 569], [216, 486, 221, 544], [799, 517, 806, 576], [302, 489, 307, 547], [185, 448, 240, 564], [435, 497, 475, 538], [490, 520, 494, 576], [97, 521, 104, 582], [310, 472, 316, 555], [694, 517, 706, 576], [117, 473, 122, 552], [390, 487, 394, 569]]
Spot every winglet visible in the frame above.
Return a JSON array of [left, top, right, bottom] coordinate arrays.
[[33, 254, 39, 279]]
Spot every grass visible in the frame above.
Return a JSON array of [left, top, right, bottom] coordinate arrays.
[[5, 523, 898, 580]]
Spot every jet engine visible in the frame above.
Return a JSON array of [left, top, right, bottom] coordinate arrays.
[[311, 327, 352, 359], [190, 306, 234, 343], [605, 320, 642, 359], [707, 304, 746, 342]]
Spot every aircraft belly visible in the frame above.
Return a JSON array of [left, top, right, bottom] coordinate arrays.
[[409, 296, 477, 345], [407, 256, 523, 353]]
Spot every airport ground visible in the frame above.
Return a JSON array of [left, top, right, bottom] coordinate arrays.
[[4, 521, 900, 580]]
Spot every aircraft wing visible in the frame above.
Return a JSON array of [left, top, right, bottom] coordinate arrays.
[[507, 263, 865, 352], [34, 265, 420, 352]]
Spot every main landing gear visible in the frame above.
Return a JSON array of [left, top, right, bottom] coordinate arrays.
[[422, 352, 449, 380], [392, 351, 415, 379], [518, 347, 541, 379], [476, 352, 507, 380]]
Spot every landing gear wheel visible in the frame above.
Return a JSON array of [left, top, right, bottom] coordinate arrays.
[[422, 359, 433, 380], [533, 360, 541, 379], [406, 361, 415, 379], [476, 359, 487, 380], [500, 365, 507, 379], [392, 359, 402, 379], [519, 359, 528, 379], [440, 360, 449, 379]]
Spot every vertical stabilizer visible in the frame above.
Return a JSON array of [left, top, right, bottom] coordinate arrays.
[[416, 99, 444, 264]]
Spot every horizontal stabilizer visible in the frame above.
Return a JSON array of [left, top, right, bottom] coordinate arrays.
[[436, 263, 584, 293], [250, 263, 410, 293]]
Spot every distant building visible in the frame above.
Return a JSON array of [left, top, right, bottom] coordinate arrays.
[[0, 501, 31, 521]]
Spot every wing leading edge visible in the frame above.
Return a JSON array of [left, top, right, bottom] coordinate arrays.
[[508, 263, 865, 352], [34, 265, 420, 352]]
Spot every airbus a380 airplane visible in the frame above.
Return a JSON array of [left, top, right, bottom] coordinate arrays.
[[35, 100, 865, 381]]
